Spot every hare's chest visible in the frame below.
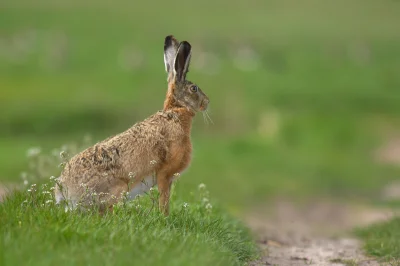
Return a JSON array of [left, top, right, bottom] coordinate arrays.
[[160, 137, 192, 177]]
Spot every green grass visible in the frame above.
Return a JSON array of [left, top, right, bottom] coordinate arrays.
[[356, 218, 400, 262], [2, 0, 400, 264], [2, 0, 400, 198], [0, 182, 257, 266]]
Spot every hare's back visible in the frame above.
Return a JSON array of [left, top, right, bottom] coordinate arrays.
[[59, 111, 181, 182]]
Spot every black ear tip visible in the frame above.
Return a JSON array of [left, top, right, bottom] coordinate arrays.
[[180, 41, 191, 48], [165, 35, 174, 42], [182, 41, 191, 47], [164, 35, 174, 48]]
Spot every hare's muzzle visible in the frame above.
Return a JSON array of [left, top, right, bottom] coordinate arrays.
[[200, 98, 210, 111]]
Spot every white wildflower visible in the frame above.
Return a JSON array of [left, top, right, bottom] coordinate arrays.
[[45, 200, 53, 204], [150, 160, 157, 165], [202, 198, 209, 203], [183, 202, 189, 208], [198, 183, 206, 190], [128, 172, 136, 179], [173, 173, 181, 180], [60, 151, 67, 159], [205, 203, 212, 210], [23, 180, 28, 186]]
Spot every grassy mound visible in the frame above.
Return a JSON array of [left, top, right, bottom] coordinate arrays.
[[0, 181, 257, 266]]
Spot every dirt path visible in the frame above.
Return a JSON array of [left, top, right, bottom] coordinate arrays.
[[246, 199, 395, 266]]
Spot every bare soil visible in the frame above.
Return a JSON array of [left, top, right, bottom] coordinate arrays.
[[246, 199, 395, 266]]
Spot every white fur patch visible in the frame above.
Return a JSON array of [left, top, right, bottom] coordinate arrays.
[[128, 176, 156, 200], [55, 186, 77, 210], [55, 188, 65, 204]]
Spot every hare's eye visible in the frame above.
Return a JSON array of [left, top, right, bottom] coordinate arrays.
[[190, 86, 198, 92]]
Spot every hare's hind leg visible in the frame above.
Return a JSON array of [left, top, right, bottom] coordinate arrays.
[[157, 173, 172, 216]]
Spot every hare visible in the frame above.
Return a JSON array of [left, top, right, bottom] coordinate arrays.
[[55, 35, 209, 215]]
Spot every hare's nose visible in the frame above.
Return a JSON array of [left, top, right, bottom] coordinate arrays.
[[200, 98, 209, 111]]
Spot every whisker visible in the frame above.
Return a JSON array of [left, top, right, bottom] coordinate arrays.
[[202, 112, 209, 125], [205, 110, 214, 125]]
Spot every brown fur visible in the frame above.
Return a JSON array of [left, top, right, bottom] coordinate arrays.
[[55, 35, 209, 215]]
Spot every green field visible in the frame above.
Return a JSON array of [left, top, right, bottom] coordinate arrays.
[[1, 0, 400, 264]]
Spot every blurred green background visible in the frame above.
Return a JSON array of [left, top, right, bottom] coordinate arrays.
[[1, 0, 400, 209]]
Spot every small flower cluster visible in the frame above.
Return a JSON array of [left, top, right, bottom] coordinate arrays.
[[27, 183, 37, 193], [21, 175, 60, 208], [128, 172, 136, 179], [198, 183, 212, 212], [59, 151, 68, 160], [22, 138, 92, 188], [173, 173, 181, 181]]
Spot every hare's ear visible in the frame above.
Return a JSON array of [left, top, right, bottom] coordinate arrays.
[[173, 41, 191, 82], [164, 35, 179, 74]]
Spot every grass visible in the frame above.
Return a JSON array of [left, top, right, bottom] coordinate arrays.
[[356, 218, 400, 263], [2, 0, 400, 264], [0, 180, 257, 266], [0, 143, 257, 266], [2, 0, 400, 201]]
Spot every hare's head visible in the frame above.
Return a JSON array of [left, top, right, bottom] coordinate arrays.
[[163, 35, 209, 113]]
